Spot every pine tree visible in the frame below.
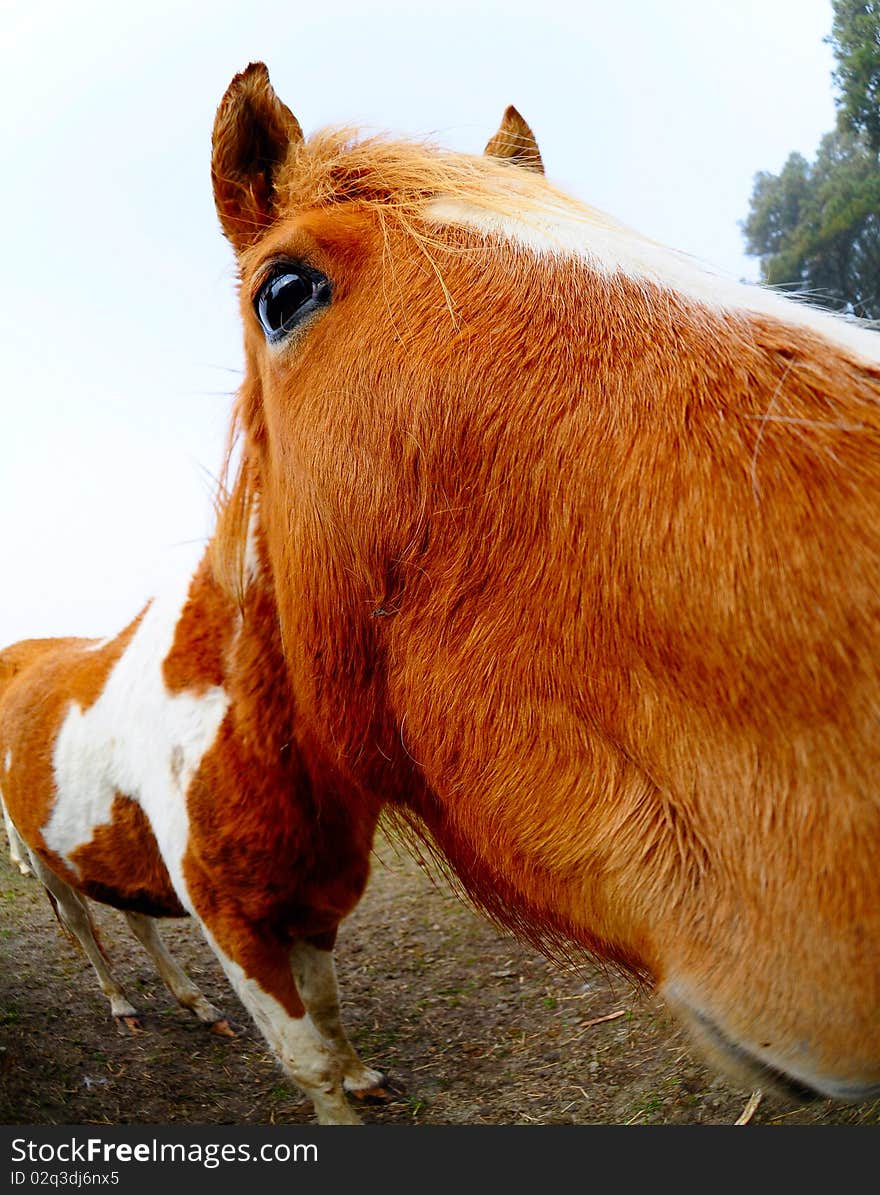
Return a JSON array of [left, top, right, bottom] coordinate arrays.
[[742, 1, 880, 319]]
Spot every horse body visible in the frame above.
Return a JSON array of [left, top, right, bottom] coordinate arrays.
[[209, 64, 880, 1105], [0, 541, 384, 1123]]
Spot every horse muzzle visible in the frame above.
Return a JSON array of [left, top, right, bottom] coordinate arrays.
[[663, 981, 880, 1104]]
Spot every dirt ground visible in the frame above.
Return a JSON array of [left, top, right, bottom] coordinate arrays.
[[1, 822, 878, 1128]]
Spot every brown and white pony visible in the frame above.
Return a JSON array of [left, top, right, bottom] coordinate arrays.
[[0, 544, 389, 1124], [206, 63, 880, 1106]]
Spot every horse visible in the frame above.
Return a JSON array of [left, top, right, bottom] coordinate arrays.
[[0, 547, 391, 1124], [204, 62, 880, 1107]]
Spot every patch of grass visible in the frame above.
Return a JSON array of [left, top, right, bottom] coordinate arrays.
[[403, 1095, 427, 1119], [629, 1089, 664, 1122]]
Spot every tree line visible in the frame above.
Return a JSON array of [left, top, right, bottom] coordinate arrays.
[[742, 0, 880, 320]]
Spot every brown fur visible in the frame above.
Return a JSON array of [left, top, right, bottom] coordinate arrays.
[[69, 794, 186, 918]]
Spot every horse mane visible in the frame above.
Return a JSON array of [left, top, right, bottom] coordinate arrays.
[[276, 128, 880, 355], [273, 125, 612, 236], [211, 401, 259, 605]]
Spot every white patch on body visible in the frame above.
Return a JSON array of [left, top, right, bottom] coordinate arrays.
[[425, 196, 880, 366], [43, 563, 229, 910], [4, 751, 10, 772]]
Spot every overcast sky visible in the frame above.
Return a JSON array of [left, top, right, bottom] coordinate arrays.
[[1, 0, 839, 643]]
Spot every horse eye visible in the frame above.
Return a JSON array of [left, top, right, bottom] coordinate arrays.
[[254, 265, 331, 342]]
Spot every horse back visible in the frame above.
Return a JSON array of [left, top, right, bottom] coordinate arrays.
[[0, 636, 86, 693], [0, 616, 186, 917]]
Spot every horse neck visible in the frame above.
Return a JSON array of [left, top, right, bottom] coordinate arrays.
[[163, 539, 295, 766]]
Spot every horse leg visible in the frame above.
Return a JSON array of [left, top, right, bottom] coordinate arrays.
[[200, 922, 362, 1124], [122, 911, 234, 1035], [290, 937, 393, 1101], [27, 855, 141, 1030], [1, 797, 32, 877]]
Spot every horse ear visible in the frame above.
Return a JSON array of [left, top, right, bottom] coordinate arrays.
[[484, 106, 544, 174], [212, 62, 304, 250]]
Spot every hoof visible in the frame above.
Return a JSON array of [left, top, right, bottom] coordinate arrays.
[[208, 1018, 237, 1038], [347, 1075, 405, 1105], [115, 1014, 145, 1035]]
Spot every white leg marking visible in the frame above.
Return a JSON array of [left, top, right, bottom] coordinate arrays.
[[43, 563, 229, 908], [290, 940, 384, 1093], [124, 911, 223, 1024], [28, 854, 137, 1020], [1, 790, 32, 877], [202, 931, 361, 1125]]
